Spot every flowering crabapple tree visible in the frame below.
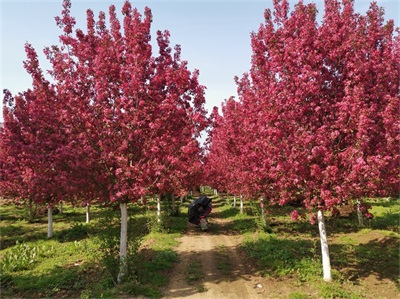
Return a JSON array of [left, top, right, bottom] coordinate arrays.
[[207, 0, 399, 281], [204, 103, 244, 196], [252, 0, 398, 281], [204, 98, 261, 213], [140, 30, 208, 221], [42, 0, 207, 282], [1, 44, 80, 238]]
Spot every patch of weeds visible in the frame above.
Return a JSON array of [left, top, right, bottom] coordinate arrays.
[[243, 232, 315, 278], [86, 275, 116, 298], [79, 289, 92, 299], [128, 284, 163, 298], [230, 212, 258, 233], [150, 250, 178, 272], [317, 281, 364, 299], [136, 249, 178, 288], [185, 259, 204, 285], [11, 265, 78, 297], [94, 211, 147, 285], [289, 292, 312, 299], [0, 241, 41, 272], [196, 285, 208, 293], [216, 245, 232, 277], [0, 272, 13, 292], [57, 222, 91, 242], [296, 258, 322, 283], [215, 203, 239, 219], [368, 198, 399, 231], [248, 201, 272, 232]]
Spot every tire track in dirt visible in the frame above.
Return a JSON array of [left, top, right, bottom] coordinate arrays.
[[163, 213, 265, 298]]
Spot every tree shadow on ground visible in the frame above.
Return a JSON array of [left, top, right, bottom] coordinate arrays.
[[160, 241, 259, 298], [0, 224, 49, 250], [2, 260, 102, 299], [329, 236, 399, 285]]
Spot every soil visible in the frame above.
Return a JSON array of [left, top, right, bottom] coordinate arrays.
[[161, 205, 400, 299], [162, 216, 319, 299], [162, 217, 266, 299]]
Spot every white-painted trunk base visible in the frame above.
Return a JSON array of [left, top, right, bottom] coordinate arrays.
[[157, 194, 161, 222], [86, 204, 90, 223], [117, 203, 128, 284], [317, 210, 332, 282], [260, 197, 266, 226], [47, 207, 53, 238]]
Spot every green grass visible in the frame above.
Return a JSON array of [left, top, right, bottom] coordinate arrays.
[[184, 258, 207, 293], [1, 195, 398, 299], [185, 259, 204, 285], [235, 197, 399, 298], [0, 199, 187, 299], [215, 245, 233, 277]]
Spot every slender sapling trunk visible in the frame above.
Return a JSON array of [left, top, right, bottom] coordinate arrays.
[[317, 210, 332, 282], [29, 199, 34, 222], [86, 203, 90, 223], [171, 194, 176, 215], [47, 206, 53, 238], [117, 202, 128, 284], [260, 197, 266, 227], [157, 194, 161, 222], [357, 199, 365, 227]]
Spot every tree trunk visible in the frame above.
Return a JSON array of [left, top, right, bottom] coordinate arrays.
[[233, 195, 237, 208], [260, 197, 266, 226], [117, 202, 128, 284], [47, 207, 53, 238], [157, 194, 162, 222], [240, 195, 243, 214], [59, 202, 63, 214], [317, 210, 332, 282], [357, 200, 365, 227], [214, 189, 218, 196], [171, 194, 176, 215], [28, 199, 34, 222], [86, 203, 90, 223], [180, 195, 184, 206]]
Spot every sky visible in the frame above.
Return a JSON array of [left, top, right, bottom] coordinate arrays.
[[1, 0, 399, 122]]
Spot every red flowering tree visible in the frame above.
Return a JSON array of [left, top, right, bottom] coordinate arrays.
[[205, 102, 242, 195], [139, 30, 208, 219], [42, 0, 207, 282], [206, 0, 399, 281], [0, 44, 77, 237]]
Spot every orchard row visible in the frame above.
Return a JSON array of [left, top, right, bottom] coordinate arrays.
[[1, 0, 398, 283]]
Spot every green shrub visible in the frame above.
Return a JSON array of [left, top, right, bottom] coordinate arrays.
[[94, 211, 147, 285], [0, 241, 40, 272]]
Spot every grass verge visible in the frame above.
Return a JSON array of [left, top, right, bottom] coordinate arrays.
[[0, 198, 188, 299]]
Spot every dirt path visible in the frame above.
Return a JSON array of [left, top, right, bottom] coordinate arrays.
[[163, 203, 266, 299], [159, 197, 400, 299]]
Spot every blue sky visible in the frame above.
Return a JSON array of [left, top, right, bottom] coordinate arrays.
[[1, 0, 399, 122]]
